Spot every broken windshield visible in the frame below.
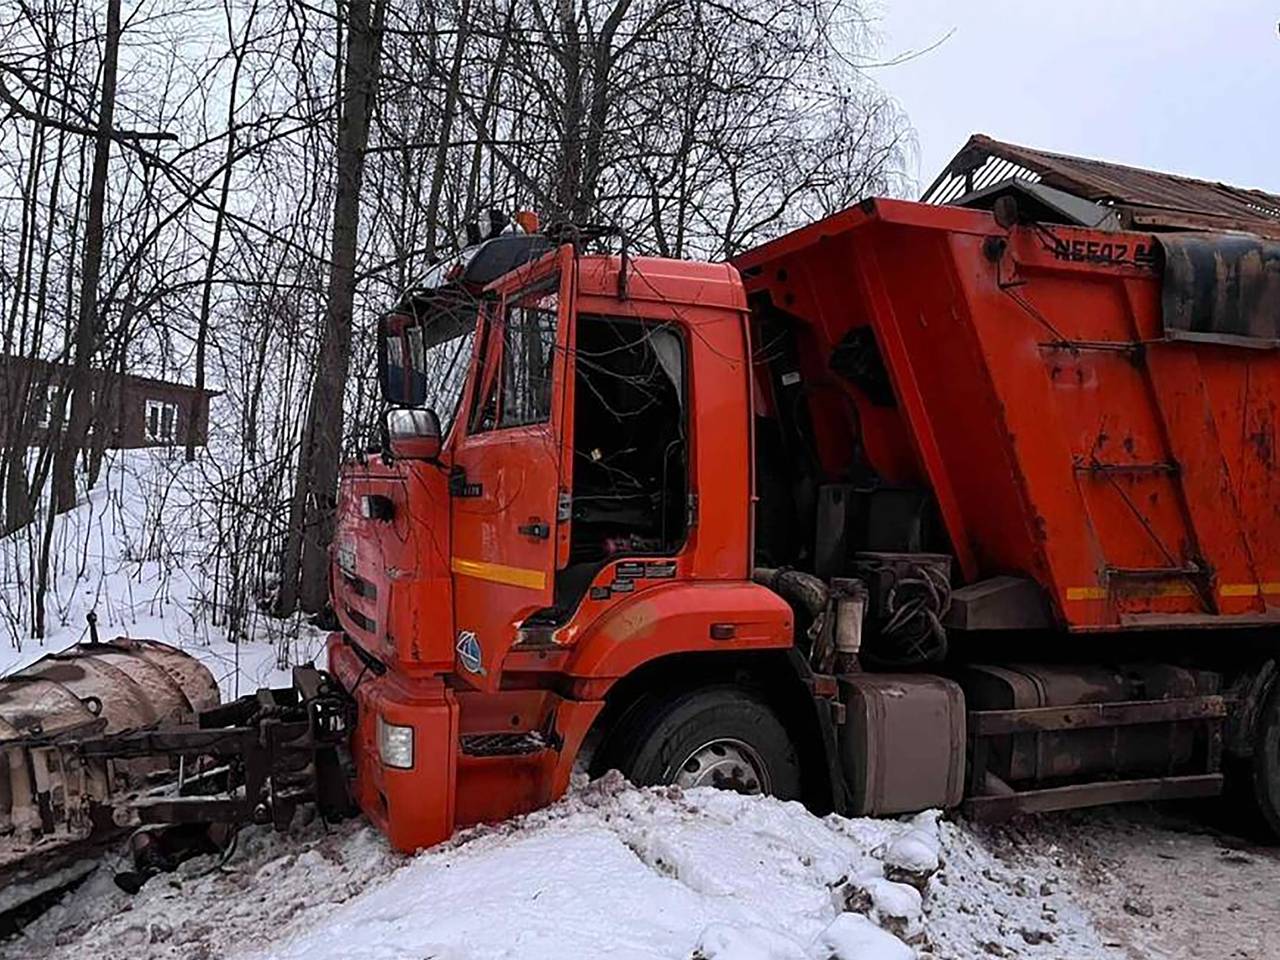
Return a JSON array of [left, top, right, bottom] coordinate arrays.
[[411, 323, 473, 434]]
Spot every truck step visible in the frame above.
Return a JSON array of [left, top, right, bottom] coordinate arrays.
[[460, 732, 548, 757]]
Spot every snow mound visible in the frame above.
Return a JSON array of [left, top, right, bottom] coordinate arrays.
[[813, 913, 914, 960], [10, 777, 1123, 960], [693, 923, 810, 960]]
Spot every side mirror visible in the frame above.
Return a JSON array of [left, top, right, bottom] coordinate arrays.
[[385, 408, 442, 461]]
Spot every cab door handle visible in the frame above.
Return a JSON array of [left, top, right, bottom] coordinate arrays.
[[518, 519, 551, 540]]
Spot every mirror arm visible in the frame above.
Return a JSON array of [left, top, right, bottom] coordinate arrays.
[[379, 409, 393, 462]]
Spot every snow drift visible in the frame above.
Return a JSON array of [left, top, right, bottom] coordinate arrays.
[[10, 774, 1120, 960], [0, 449, 325, 697]]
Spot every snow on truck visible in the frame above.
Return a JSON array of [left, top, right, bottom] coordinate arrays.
[[6, 136, 1280, 908]]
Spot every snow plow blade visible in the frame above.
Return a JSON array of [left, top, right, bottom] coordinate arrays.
[[0, 638, 354, 932]]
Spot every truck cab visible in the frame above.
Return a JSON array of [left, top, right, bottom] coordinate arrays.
[[328, 228, 810, 852]]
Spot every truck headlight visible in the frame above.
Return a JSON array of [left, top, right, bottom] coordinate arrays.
[[377, 715, 414, 769]]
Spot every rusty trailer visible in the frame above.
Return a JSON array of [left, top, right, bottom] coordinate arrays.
[[0, 635, 352, 929]]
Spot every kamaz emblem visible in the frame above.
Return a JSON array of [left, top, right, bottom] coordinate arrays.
[[456, 630, 483, 674]]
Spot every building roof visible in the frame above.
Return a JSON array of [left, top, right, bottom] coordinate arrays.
[[0, 355, 222, 397], [923, 134, 1280, 240]]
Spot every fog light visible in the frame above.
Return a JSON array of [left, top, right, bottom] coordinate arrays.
[[377, 715, 414, 769]]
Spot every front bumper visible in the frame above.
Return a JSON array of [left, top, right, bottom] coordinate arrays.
[[328, 633, 459, 852]]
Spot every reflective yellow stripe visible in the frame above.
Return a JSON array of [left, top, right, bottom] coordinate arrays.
[[1065, 586, 1108, 601], [1220, 582, 1280, 598], [1065, 584, 1192, 600], [1066, 582, 1280, 601], [451, 557, 546, 591], [1220, 583, 1258, 597]]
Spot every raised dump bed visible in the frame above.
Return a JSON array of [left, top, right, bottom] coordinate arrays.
[[736, 198, 1280, 632]]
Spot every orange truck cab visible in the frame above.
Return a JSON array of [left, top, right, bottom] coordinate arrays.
[[329, 195, 1280, 853], [329, 231, 811, 852]]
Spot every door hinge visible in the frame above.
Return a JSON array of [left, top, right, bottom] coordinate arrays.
[[686, 493, 699, 528], [556, 491, 572, 522]]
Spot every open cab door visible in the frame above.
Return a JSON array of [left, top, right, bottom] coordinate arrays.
[[448, 245, 576, 690]]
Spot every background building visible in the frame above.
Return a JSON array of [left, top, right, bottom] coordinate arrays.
[[0, 355, 219, 449]]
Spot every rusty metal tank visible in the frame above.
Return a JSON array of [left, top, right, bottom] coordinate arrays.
[[953, 662, 1219, 786], [13, 639, 219, 733], [0, 638, 219, 848]]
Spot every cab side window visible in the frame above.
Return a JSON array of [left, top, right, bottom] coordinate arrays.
[[499, 293, 558, 428], [470, 280, 559, 433]]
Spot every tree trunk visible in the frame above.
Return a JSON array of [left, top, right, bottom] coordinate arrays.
[[50, 0, 121, 515], [278, 0, 386, 616], [552, 0, 583, 223], [577, 0, 631, 223]]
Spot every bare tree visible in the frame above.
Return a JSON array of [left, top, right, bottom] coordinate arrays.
[[0, 0, 915, 646], [278, 0, 388, 615]]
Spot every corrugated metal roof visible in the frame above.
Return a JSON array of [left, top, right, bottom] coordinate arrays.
[[924, 134, 1280, 240]]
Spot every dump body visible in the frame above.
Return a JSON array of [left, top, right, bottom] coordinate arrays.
[[735, 198, 1280, 632]]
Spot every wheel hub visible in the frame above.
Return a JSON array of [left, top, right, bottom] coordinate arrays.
[[673, 738, 772, 794]]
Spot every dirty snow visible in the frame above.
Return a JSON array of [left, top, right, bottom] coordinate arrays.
[[7, 775, 1130, 960], [978, 805, 1280, 960], [0, 449, 326, 699]]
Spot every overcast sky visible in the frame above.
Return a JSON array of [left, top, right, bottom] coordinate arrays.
[[875, 1, 1279, 196]]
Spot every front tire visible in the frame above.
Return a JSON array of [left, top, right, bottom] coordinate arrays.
[[602, 686, 802, 800]]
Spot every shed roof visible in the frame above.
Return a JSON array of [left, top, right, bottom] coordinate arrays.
[[923, 134, 1280, 240]]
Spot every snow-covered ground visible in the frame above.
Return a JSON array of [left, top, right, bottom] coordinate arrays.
[[987, 805, 1280, 960], [0, 449, 326, 698], [9, 775, 1126, 960]]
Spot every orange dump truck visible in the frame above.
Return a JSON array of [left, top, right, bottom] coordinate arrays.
[[9, 148, 1280, 902], [328, 171, 1280, 854]]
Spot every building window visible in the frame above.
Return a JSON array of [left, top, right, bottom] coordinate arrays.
[[34, 391, 52, 429], [31, 386, 69, 431], [145, 399, 178, 444]]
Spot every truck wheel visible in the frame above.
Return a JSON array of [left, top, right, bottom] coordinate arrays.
[[608, 687, 802, 799], [1252, 681, 1280, 839]]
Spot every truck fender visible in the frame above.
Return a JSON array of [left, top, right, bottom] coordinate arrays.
[[558, 582, 846, 811], [564, 580, 793, 683]]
